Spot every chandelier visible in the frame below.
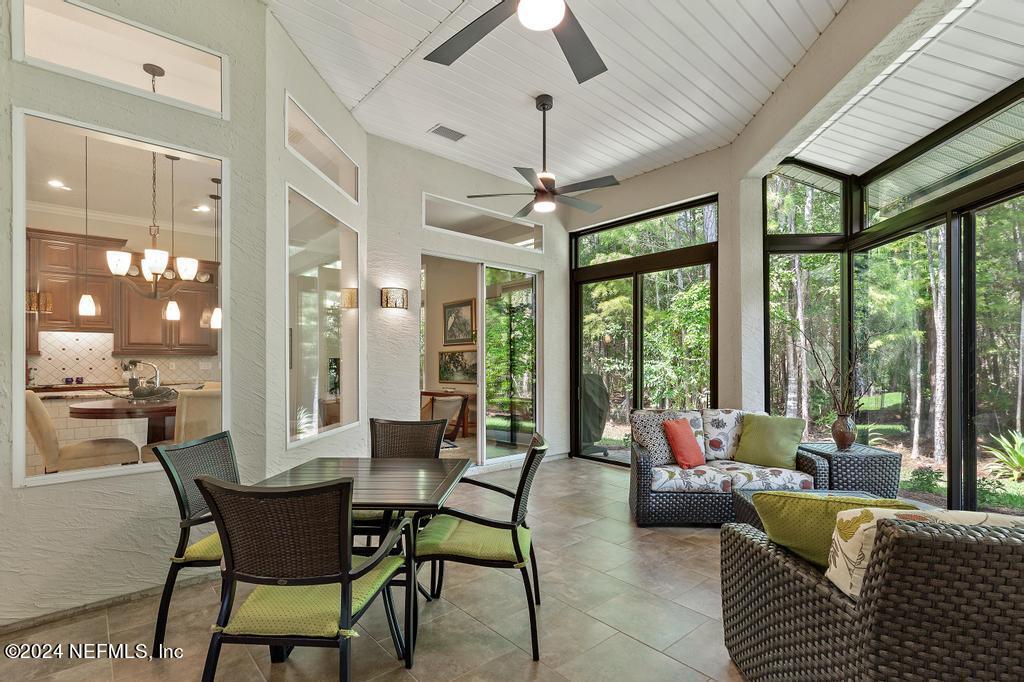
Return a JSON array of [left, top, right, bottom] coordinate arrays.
[[104, 64, 202, 321]]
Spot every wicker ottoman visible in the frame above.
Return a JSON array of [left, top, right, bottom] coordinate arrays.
[[798, 442, 902, 498], [731, 489, 880, 531]]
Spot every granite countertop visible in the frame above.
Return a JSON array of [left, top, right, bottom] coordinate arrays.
[[30, 383, 206, 399]]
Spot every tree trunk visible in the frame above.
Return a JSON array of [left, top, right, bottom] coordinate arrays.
[[704, 203, 717, 243], [797, 190, 813, 437], [784, 197, 799, 418], [927, 228, 947, 463], [785, 330, 798, 417], [910, 317, 923, 459]]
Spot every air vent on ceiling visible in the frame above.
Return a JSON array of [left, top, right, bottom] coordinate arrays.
[[428, 124, 466, 142]]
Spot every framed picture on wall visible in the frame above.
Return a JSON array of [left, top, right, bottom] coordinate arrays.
[[443, 298, 476, 345], [439, 350, 478, 384]]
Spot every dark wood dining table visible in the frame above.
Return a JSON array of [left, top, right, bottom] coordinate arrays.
[[256, 456, 472, 661], [68, 397, 177, 443], [257, 456, 473, 512]]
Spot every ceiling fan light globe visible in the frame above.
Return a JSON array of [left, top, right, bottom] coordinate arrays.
[[517, 0, 565, 31], [534, 198, 556, 213]]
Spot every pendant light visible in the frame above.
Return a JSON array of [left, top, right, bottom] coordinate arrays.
[[163, 154, 181, 321], [78, 136, 97, 317], [174, 156, 200, 280], [142, 64, 169, 280], [210, 178, 222, 329], [517, 0, 566, 31]]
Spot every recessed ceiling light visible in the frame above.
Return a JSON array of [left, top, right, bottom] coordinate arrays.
[[192, 204, 211, 213], [47, 179, 71, 190]]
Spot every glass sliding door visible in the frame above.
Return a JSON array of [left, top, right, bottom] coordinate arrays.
[[483, 267, 537, 460], [971, 195, 1024, 514], [642, 264, 712, 410], [579, 277, 634, 463], [854, 224, 947, 507]]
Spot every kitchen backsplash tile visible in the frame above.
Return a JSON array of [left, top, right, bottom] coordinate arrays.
[[29, 331, 220, 386]]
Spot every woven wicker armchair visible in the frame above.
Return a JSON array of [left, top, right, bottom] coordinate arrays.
[[721, 521, 1024, 680], [629, 442, 829, 526]]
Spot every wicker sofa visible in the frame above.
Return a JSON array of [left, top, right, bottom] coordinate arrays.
[[628, 408, 829, 526], [721, 521, 1024, 680]]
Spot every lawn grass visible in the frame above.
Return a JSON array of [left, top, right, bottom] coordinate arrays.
[[859, 391, 905, 411]]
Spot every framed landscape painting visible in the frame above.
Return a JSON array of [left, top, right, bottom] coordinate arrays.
[[439, 350, 477, 384], [443, 298, 476, 345]]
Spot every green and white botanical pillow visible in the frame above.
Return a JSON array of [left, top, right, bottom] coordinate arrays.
[[827, 508, 1024, 600], [630, 410, 704, 466]]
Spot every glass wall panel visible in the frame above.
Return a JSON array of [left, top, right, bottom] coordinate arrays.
[[287, 96, 359, 200], [287, 189, 359, 442], [23, 0, 222, 113], [22, 115, 223, 478], [866, 99, 1024, 226], [484, 268, 537, 460], [424, 194, 542, 250], [642, 265, 711, 410], [768, 253, 842, 439], [579, 277, 633, 463], [854, 225, 947, 507], [765, 164, 843, 235], [973, 195, 1024, 515], [577, 202, 716, 267]]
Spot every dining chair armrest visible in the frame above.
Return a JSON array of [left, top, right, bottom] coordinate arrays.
[[438, 507, 517, 531], [350, 517, 410, 581], [460, 477, 516, 499], [180, 514, 213, 528]]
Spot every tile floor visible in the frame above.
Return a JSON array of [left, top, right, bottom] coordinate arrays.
[[0, 457, 740, 681]]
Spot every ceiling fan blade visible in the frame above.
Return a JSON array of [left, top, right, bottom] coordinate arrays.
[[515, 167, 545, 191], [424, 0, 517, 65], [513, 200, 535, 218], [556, 175, 620, 194], [467, 193, 534, 198], [556, 193, 601, 213], [552, 6, 608, 84]]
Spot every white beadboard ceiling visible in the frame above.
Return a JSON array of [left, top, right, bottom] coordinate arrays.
[[269, 0, 847, 187], [794, 0, 1024, 176]]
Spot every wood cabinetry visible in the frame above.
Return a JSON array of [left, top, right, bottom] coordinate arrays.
[[113, 276, 219, 356], [30, 229, 126, 335]]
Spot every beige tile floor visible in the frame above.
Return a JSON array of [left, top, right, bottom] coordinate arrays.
[[0, 457, 741, 681]]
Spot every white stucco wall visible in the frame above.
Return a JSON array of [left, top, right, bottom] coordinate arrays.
[[0, 0, 268, 624], [366, 136, 571, 456]]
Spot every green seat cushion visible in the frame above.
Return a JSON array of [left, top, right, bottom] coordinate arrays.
[[221, 555, 404, 638], [353, 509, 416, 522], [752, 491, 916, 569], [417, 514, 530, 565], [734, 414, 806, 469], [174, 532, 222, 563]]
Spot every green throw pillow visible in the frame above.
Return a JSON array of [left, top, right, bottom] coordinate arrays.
[[733, 414, 805, 469], [752, 491, 917, 568]]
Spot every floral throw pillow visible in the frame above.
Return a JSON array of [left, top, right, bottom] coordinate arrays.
[[630, 410, 704, 466], [701, 409, 764, 460], [827, 508, 1024, 600]]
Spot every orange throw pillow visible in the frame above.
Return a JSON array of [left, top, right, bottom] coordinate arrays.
[[663, 418, 705, 468]]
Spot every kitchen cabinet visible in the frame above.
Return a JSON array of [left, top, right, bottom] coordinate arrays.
[[30, 230, 125, 335], [113, 279, 218, 356]]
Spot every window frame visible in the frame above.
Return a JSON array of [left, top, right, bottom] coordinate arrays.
[[283, 183, 363, 450], [569, 196, 719, 466], [284, 93, 360, 205], [12, 0, 230, 120], [11, 107, 232, 488]]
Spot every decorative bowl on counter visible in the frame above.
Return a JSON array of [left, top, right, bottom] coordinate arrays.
[[102, 386, 179, 404]]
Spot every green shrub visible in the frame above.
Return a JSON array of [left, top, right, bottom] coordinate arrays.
[[977, 477, 1009, 505], [903, 466, 944, 494], [983, 431, 1024, 482]]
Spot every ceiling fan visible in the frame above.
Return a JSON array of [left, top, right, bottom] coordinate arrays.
[[424, 0, 607, 84], [467, 94, 619, 218]]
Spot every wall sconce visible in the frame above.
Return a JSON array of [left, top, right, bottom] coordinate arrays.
[[340, 288, 359, 309], [25, 292, 53, 314], [380, 287, 408, 309]]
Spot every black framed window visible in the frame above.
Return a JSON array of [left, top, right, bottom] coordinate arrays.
[[570, 198, 718, 466]]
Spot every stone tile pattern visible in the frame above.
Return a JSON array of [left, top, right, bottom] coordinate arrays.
[[30, 331, 220, 387], [0, 458, 740, 681]]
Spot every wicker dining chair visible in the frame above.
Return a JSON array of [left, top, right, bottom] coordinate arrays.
[[369, 418, 448, 458], [195, 476, 415, 682], [415, 434, 548, 660], [150, 432, 239, 656]]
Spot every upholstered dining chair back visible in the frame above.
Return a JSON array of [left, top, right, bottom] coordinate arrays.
[[369, 418, 447, 459], [25, 390, 60, 468], [195, 476, 354, 583], [430, 396, 465, 438], [153, 432, 239, 523], [511, 434, 549, 526], [173, 389, 222, 444]]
